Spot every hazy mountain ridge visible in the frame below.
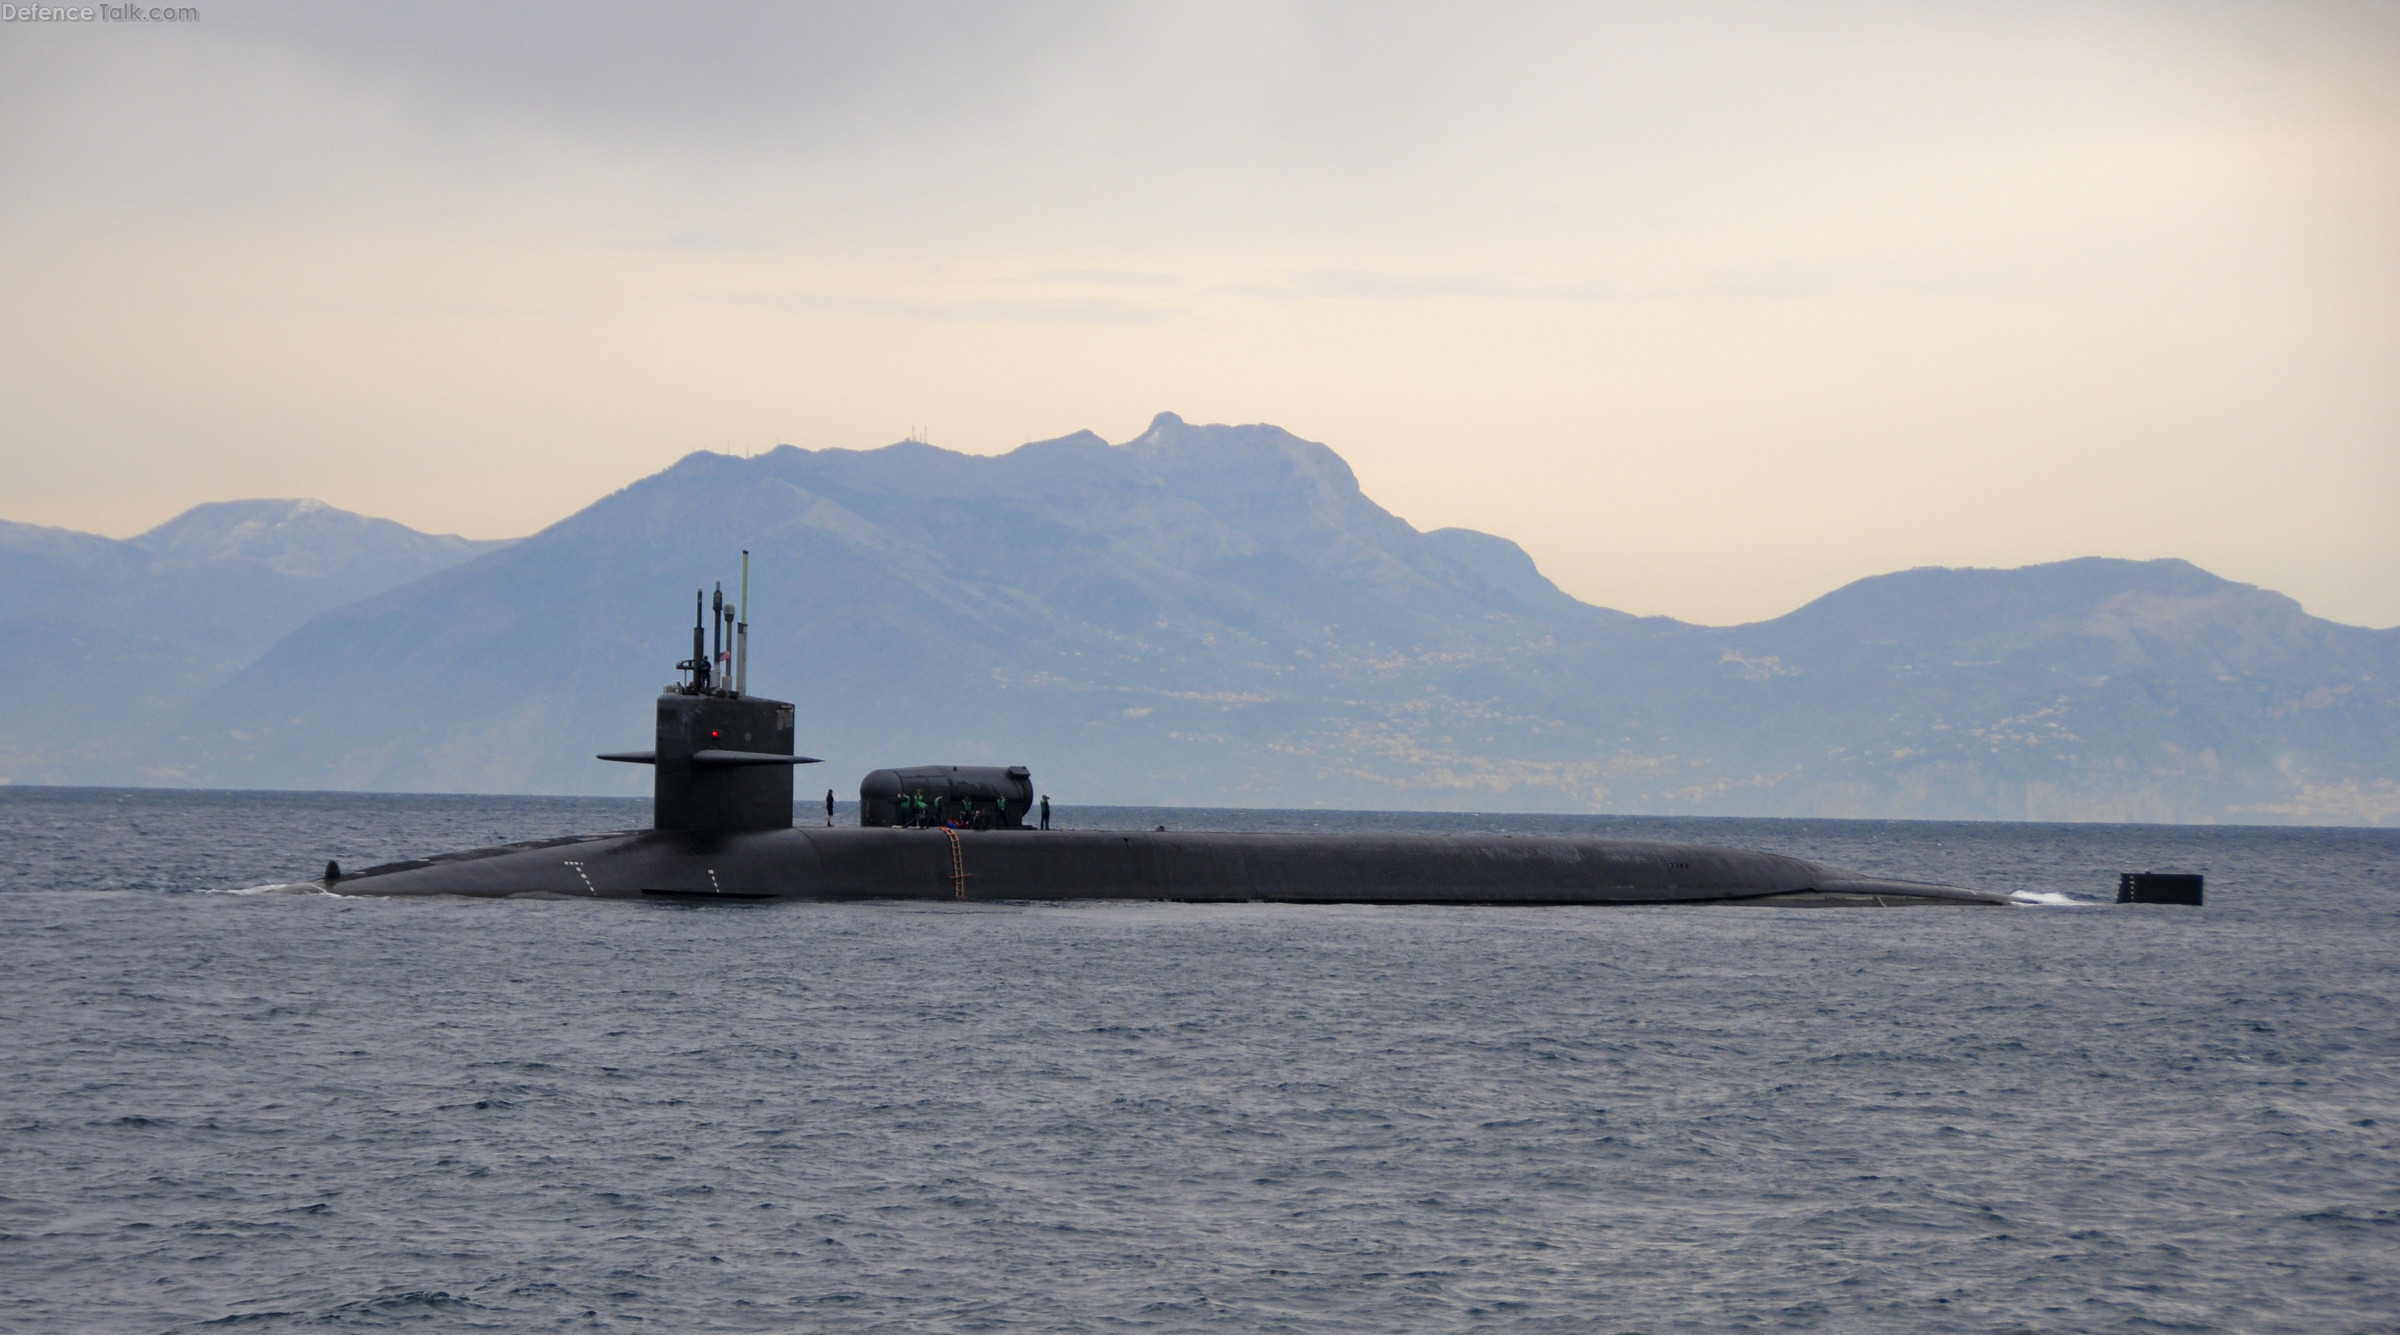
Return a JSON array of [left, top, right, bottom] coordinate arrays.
[[1, 499, 508, 662], [0, 500, 511, 781], [4, 419, 2393, 823], [1583, 562, 2400, 823], [160, 418, 1596, 794]]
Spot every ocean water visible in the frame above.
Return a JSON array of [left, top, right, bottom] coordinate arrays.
[[2, 787, 2395, 1333]]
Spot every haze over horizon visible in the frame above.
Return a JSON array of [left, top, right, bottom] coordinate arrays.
[[3, 1, 2394, 627]]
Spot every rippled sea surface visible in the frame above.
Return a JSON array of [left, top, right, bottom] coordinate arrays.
[[3, 787, 2396, 1333]]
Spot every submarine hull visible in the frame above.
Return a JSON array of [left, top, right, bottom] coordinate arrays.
[[315, 573, 2007, 907], [325, 827, 2008, 906]]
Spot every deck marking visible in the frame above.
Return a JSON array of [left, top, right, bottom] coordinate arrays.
[[943, 829, 970, 900]]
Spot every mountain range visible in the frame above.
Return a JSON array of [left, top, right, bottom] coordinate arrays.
[[0, 500, 505, 781], [4, 414, 2394, 824]]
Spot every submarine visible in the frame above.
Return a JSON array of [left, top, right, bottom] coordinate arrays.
[[321, 561, 2009, 908]]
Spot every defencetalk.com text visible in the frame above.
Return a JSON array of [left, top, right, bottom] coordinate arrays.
[[1, 5, 199, 20]]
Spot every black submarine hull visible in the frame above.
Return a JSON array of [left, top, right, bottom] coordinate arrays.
[[324, 826, 2009, 907]]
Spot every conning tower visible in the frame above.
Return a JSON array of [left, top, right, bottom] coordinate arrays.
[[600, 552, 819, 834]]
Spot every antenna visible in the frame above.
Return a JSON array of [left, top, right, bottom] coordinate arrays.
[[737, 550, 751, 697], [711, 584, 725, 695], [689, 589, 706, 691]]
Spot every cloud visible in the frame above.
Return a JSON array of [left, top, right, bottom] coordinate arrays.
[[730, 291, 1179, 326]]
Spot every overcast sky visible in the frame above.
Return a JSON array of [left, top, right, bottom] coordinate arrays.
[[3, 1, 2394, 626]]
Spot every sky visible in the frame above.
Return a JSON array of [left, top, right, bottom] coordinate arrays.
[[2, 1, 2395, 627]]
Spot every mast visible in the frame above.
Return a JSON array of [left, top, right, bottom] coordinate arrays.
[[737, 550, 750, 697]]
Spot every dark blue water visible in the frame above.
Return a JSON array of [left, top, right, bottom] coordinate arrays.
[[3, 787, 2395, 1333]]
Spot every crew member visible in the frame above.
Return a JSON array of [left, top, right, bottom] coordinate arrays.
[[825, 789, 835, 827], [1039, 794, 1050, 830]]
